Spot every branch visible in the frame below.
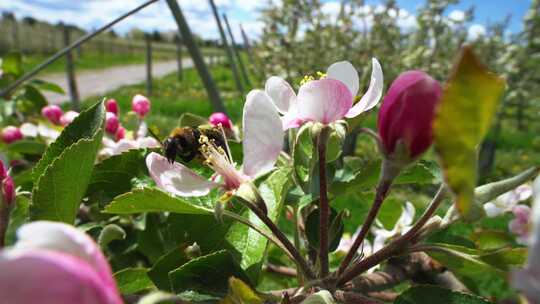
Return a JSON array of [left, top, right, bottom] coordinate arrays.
[[337, 185, 447, 286], [265, 263, 298, 277], [318, 127, 330, 277]]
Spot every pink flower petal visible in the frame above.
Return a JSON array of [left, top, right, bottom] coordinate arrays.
[[146, 152, 218, 197], [296, 79, 353, 124], [345, 58, 383, 118], [0, 250, 121, 304], [13, 221, 116, 290], [242, 90, 284, 178], [327, 61, 359, 97], [265, 76, 297, 113]]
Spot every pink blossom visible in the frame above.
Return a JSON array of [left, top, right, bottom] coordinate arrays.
[[0, 160, 14, 206], [265, 59, 383, 129], [41, 105, 64, 125], [209, 112, 233, 129], [0, 221, 122, 304], [105, 113, 120, 135], [146, 90, 283, 196], [115, 126, 126, 141], [105, 99, 119, 115], [1, 126, 23, 144], [132, 94, 150, 118], [60, 111, 79, 126], [509, 205, 531, 244], [377, 71, 442, 159]]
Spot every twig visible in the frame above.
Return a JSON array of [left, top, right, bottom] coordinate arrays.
[[337, 185, 447, 286], [318, 127, 330, 277], [337, 170, 393, 275], [236, 197, 316, 280], [333, 290, 383, 304], [0, 204, 10, 248], [266, 264, 298, 277]]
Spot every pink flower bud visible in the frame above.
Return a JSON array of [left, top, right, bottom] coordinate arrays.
[[60, 111, 79, 126], [209, 112, 233, 129], [41, 105, 63, 125], [131, 94, 150, 118], [0, 161, 6, 180], [1, 126, 23, 144], [105, 113, 120, 135], [377, 71, 442, 159], [2, 175, 15, 206], [115, 125, 126, 141], [105, 99, 119, 115]]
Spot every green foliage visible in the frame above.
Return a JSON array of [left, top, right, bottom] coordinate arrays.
[[113, 268, 155, 294], [30, 101, 105, 223], [433, 47, 506, 220], [395, 285, 491, 304]]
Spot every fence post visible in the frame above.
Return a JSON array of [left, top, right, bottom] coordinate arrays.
[[145, 34, 153, 96], [165, 0, 227, 114], [175, 34, 183, 81], [223, 13, 251, 88], [208, 0, 244, 96], [62, 24, 80, 110]]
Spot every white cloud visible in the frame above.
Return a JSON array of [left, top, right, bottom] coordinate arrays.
[[468, 23, 486, 40], [448, 9, 465, 22]]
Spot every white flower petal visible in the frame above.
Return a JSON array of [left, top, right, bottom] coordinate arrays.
[[20, 123, 38, 137], [296, 79, 353, 124], [327, 61, 359, 97], [399, 201, 416, 227], [146, 152, 218, 197], [38, 124, 60, 140], [242, 90, 284, 178], [265, 76, 297, 113], [484, 202, 504, 217], [345, 58, 384, 118]]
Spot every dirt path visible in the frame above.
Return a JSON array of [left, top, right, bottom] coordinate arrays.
[[41, 59, 190, 104]]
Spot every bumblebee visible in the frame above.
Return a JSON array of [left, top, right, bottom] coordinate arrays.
[[163, 126, 227, 163]]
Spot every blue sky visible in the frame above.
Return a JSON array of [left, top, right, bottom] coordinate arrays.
[[0, 0, 532, 41]]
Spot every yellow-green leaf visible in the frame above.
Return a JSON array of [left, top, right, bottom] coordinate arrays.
[[433, 46, 506, 220], [221, 277, 262, 304]]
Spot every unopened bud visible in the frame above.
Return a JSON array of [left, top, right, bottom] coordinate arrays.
[[41, 105, 63, 125]]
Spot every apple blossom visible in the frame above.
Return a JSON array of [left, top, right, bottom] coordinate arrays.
[[484, 184, 533, 217], [509, 205, 530, 245], [41, 105, 63, 125], [132, 94, 150, 118], [371, 201, 415, 251], [105, 112, 120, 135], [19, 122, 60, 143], [146, 89, 283, 197], [512, 176, 540, 302], [377, 71, 442, 159], [105, 98, 119, 115], [1, 126, 23, 144], [264, 59, 383, 129], [60, 110, 79, 126], [0, 221, 122, 304], [0, 160, 15, 206], [115, 125, 126, 141]]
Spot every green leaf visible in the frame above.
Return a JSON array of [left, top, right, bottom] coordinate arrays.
[[5, 196, 30, 246], [137, 214, 167, 264], [33, 100, 105, 180], [113, 268, 155, 294], [6, 139, 46, 155], [98, 224, 126, 247], [433, 46, 506, 220], [470, 230, 513, 250], [178, 112, 209, 127], [31, 101, 105, 223], [222, 277, 263, 304], [29, 79, 65, 94], [136, 291, 186, 304], [168, 250, 250, 295], [2, 53, 23, 76], [148, 246, 189, 291], [394, 285, 491, 304], [87, 148, 149, 201], [305, 207, 344, 252], [226, 168, 291, 283], [17, 85, 48, 113], [104, 188, 212, 215]]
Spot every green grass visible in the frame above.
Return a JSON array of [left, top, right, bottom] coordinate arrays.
[[81, 63, 253, 135]]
